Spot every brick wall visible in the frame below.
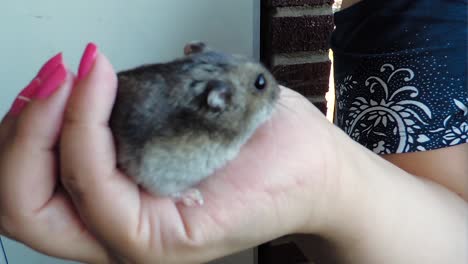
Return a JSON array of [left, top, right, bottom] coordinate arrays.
[[260, 0, 334, 114], [258, 1, 336, 263]]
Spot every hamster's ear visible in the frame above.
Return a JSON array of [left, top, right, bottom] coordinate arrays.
[[206, 80, 232, 111], [184, 41, 207, 56]]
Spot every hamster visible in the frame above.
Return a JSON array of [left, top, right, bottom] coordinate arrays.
[[109, 42, 280, 205]]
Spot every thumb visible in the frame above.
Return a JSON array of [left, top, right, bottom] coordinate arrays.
[[60, 43, 141, 248]]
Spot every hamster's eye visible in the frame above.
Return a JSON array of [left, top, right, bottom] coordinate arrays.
[[254, 74, 267, 90]]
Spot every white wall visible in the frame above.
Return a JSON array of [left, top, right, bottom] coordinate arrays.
[[0, 0, 259, 116], [0, 0, 259, 263]]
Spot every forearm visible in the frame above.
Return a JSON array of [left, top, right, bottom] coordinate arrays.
[[382, 144, 468, 201], [318, 127, 468, 263]]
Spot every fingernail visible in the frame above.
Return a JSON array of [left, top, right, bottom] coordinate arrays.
[[9, 79, 41, 115], [36, 52, 63, 80], [34, 64, 68, 99], [8, 53, 63, 116], [77, 42, 98, 80]]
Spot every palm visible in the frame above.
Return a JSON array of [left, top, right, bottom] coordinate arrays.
[[90, 88, 334, 263], [57, 54, 335, 263]]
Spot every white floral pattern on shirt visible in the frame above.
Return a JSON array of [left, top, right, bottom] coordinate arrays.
[[336, 63, 468, 154]]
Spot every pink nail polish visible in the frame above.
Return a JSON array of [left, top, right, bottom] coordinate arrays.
[[9, 79, 41, 115], [77, 43, 98, 80], [34, 64, 68, 99], [8, 53, 64, 116], [36, 52, 63, 80]]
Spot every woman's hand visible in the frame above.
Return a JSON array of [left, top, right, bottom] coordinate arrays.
[[2, 43, 465, 264], [0, 49, 110, 263], [59, 44, 339, 263]]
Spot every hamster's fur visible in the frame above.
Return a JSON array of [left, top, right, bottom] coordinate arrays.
[[109, 42, 280, 199]]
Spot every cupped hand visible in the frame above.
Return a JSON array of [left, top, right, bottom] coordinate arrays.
[[0, 50, 109, 263], [59, 44, 339, 264]]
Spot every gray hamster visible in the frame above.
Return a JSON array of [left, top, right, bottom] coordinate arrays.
[[109, 42, 280, 205]]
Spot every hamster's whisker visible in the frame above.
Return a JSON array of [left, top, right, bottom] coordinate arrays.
[[266, 117, 274, 132], [279, 94, 300, 98], [276, 101, 297, 114], [267, 120, 280, 158]]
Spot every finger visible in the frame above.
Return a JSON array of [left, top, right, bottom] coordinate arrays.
[[60, 44, 141, 250], [0, 62, 72, 215], [1, 64, 74, 234], [0, 56, 111, 261], [0, 53, 110, 263], [8, 52, 63, 117], [0, 53, 62, 144], [2, 189, 111, 264]]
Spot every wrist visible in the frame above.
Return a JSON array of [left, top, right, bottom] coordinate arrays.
[[298, 124, 365, 236], [302, 124, 468, 263], [289, 116, 355, 236], [297, 120, 396, 240]]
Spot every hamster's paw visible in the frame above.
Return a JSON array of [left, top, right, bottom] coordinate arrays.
[[172, 188, 205, 207]]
